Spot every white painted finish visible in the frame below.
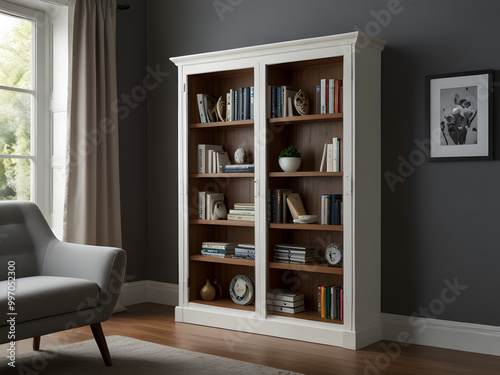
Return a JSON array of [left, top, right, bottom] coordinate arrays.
[[171, 32, 385, 349], [382, 313, 500, 356]]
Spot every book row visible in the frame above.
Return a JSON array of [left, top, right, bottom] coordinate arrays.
[[197, 144, 254, 174], [196, 87, 254, 124], [320, 194, 343, 225], [268, 190, 342, 225], [268, 85, 300, 118], [319, 137, 342, 172], [319, 284, 343, 320], [267, 190, 306, 223], [319, 78, 343, 114], [196, 79, 342, 124]]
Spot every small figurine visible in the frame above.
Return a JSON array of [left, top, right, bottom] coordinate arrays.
[[234, 147, 247, 164]]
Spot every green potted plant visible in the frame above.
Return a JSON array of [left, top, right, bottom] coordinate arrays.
[[278, 146, 301, 172]]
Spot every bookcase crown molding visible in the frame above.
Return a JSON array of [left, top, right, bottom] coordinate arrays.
[[170, 31, 386, 67]]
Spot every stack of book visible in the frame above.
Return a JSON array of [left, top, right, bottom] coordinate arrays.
[[318, 284, 343, 320], [320, 194, 342, 225], [200, 241, 237, 258], [227, 203, 255, 221], [317, 78, 343, 115], [267, 288, 305, 314], [198, 192, 225, 220], [319, 137, 342, 172], [223, 164, 254, 173], [232, 243, 255, 260], [273, 243, 318, 264]]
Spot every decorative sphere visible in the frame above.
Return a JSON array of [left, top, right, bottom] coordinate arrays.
[[234, 148, 247, 164]]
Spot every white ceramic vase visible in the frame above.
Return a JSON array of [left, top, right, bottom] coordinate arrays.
[[278, 157, 301, 172]]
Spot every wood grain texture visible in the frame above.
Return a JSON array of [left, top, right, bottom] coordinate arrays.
[[6, 303, 498, 375]]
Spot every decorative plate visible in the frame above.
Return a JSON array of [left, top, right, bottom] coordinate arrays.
[[229, 274, 254, 305]]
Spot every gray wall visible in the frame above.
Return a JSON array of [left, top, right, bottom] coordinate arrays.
[[116, 0, 149, 283], [144, 0, 500, 326]]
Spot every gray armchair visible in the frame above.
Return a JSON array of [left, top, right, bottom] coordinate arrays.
[[0, 201, 127, 366]]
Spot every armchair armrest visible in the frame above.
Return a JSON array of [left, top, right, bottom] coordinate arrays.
[[41, 240, 127, 316]]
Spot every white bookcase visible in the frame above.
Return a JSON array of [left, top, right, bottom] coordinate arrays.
[[171, 32, 385, 349]]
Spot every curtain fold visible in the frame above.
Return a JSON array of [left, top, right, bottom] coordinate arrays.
[[63, 0, 122, 248]]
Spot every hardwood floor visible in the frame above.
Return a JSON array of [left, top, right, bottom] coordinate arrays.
[[4, 303, 499, 374]]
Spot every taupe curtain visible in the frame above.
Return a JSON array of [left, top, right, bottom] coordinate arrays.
[[63, 0, 122, 248]]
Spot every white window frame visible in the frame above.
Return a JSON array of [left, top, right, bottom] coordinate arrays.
[[0, 1, 49, 214], [0, 0, 68, 238]]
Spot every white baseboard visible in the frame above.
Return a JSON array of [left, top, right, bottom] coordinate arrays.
[[121, 280, 178, 307], [120, 286, 500, 357], [382, 313, 500, 356]]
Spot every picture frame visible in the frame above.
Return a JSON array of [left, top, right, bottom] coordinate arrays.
[[425, 69, 493, 161]]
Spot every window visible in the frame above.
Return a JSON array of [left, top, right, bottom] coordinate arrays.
[[0, 11, 36, 202], [0, 1, 68, 239]]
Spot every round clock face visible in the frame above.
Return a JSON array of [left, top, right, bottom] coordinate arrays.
[[229, 275, 254, 305], [326, 243, 342, 266]]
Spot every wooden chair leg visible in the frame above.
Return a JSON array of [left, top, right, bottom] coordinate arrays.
[[33, 336, 41, 351], [90, 323, 112, 366]]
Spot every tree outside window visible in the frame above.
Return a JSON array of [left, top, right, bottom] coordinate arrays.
[[0, 12, 33, 201]]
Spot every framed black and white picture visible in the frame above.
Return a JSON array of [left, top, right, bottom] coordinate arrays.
[[426, 70, 493, 161]]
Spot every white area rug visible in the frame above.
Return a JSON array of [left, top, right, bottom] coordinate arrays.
[[0, 335, 304, 374]]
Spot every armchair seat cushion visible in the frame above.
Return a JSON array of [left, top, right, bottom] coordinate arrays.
[[0, 276, 99, 326]]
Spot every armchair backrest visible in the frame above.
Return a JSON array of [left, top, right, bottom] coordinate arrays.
[[0, 201, 55, 279]]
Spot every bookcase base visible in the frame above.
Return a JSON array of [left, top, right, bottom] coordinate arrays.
[[175, 305, 381, 350]]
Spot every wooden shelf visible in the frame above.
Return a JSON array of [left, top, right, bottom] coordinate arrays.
[[268, 308, 343, 324], [189, 173, 254, 178], [269, 261, 343, 275], [269, 223, 343, 231], [190, 219, 255, 227], [190, 254, 255, 266], [190, 119, 254, 129], [191, 298, 254, 311], [268, 113, 342, 125], [268, 171, 342, 178]]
